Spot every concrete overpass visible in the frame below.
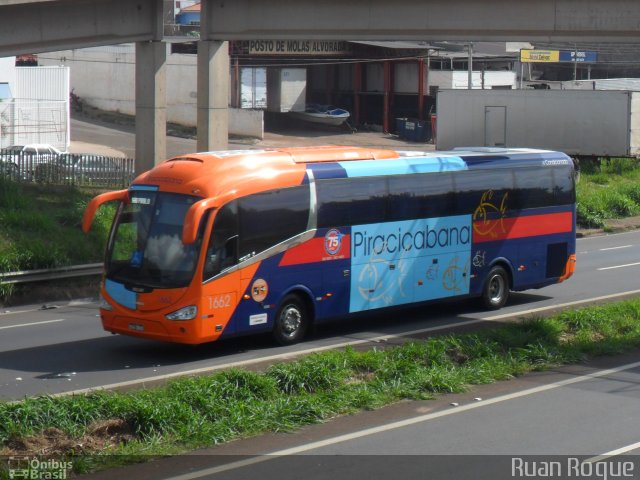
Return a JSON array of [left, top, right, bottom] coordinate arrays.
[[1, 0, 639, 171]]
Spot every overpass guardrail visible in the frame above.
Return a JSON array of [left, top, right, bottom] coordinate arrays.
[[0, 263, 103, 285]]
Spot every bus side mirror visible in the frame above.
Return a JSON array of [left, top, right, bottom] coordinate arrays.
[[82, 189, 128, 233], [183, 198, 217, 245]]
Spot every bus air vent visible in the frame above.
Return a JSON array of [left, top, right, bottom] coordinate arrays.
[[284, 147, 399, 164]]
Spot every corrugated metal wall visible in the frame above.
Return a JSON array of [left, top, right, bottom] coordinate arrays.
[[8, 66, 70, 150], [14, 66, 69, 101]]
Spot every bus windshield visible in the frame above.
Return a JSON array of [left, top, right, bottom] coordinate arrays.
[[106, 191, 203, 289]]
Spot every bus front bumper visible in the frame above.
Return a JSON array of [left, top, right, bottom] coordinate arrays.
[[101, 314, 219, 344]]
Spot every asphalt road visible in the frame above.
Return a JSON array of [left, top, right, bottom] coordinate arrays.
[[87, 353, 640, 480], [23, 116, 638, 480], [70, 116, 198, 159], [1, 231, 640, 402]]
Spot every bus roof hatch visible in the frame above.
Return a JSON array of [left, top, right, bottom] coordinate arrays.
[[281, 146, 399, 164]]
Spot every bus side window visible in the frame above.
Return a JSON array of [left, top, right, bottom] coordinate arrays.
[[552, 165, 576, 205], [238, 186, 310, 259], [513, 167, 554, 209], [388, 173, 454, 221], [317, 177, 387, 227], [203, 202, 238, 281], [454, 169, 514, 213]]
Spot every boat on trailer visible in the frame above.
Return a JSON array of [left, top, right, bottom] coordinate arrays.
[[289, 104, 350, 126]]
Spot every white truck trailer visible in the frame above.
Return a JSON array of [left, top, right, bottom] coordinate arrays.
[[435, 89, 640, 158]]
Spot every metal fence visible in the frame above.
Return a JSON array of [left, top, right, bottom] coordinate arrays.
[[0, 150, 135, 188]]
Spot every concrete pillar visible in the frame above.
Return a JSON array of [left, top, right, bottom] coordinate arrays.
[[418, 58, 425, 120], [135, 40, 167, 173], [383, 61, 391, 133], [197, 40, 229, 152], [353, 63, 362, 125]]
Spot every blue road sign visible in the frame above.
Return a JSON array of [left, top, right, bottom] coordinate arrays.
[[560, 50, 598, 63]]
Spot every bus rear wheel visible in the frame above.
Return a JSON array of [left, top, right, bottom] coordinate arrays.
[[481, 265, 510, 310], [273, 294, 309, 345]]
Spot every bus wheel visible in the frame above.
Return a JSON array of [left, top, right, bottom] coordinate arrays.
[[481, 265, 509, 310], [273, 294, 309, 345]]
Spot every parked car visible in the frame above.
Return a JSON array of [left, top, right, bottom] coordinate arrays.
[[35, 153, 134, 187], [0, 144, 65, 181], [0, 159, 20, 181], [2, 144, 63, 156]]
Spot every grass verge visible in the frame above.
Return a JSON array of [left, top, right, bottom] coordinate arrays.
[[577, 157, 640, 228], [2, 298, 640, 477], [0, 178, 113, 300]]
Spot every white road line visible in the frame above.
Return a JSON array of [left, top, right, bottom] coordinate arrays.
[[599, 245, 633, 251], [586, 440, 640, 463], [484, 289, 640, 321], [598, 262, 640, 271], [164, 360, 640, 480], [42, 288, 640, 400], [0, 319, 65, 330]]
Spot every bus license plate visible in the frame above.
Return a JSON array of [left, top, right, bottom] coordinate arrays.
[[128, 323, 145, 332]]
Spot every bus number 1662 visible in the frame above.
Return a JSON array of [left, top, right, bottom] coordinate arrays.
[[209, 294, 232, 309]]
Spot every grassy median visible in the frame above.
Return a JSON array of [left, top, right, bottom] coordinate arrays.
[[0, 179, 113, 299], [1, 298, 640, 476], [577, 157, 640, 228]]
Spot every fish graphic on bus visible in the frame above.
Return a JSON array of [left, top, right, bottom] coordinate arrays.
[[442, 255, 470, 292], [473, 189, 509, 238]]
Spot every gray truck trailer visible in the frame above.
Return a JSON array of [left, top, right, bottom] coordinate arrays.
[[435, 89, 640, 158]]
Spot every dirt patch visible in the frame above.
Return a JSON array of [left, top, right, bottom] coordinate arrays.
[[603, 215, 640, 233], [1, 419, 135, 457], [577, 215, 640, 238]]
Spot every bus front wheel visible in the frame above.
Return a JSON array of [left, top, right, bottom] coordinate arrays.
[[480, 265, 510, 310], [273, 294, 309, 345]]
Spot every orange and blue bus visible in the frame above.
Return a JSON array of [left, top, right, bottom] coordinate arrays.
[[83, 146, 576, 345]]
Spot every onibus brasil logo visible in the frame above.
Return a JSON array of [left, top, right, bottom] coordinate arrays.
[[7, 457, 72, 479]]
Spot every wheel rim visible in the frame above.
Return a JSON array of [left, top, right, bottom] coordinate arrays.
[[488, 273, 505, 304], [280, 305, 302, 337]]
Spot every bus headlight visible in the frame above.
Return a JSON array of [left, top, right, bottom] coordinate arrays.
[[166, 305, 197, 321], [99, 294, 113, 311]]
